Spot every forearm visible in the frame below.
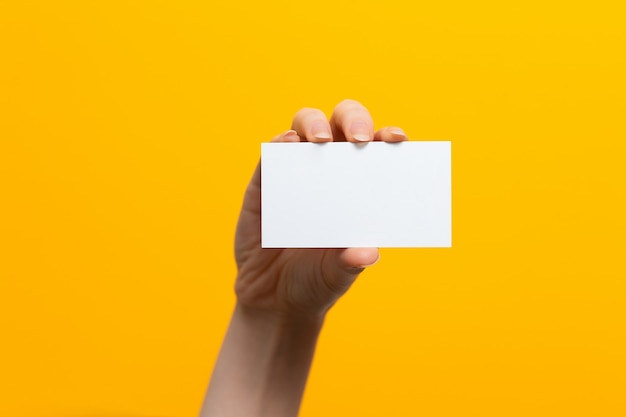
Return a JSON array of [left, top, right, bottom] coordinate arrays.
[[200, 302, 324, 417]]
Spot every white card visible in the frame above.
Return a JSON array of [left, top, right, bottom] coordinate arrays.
[[261, 141, 451, 248]]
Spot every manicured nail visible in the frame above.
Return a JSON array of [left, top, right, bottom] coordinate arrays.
[[284, 129, 298, 139], [390, 127, 406, 137], [311, 122, 331, 140], [350, 120, 370, 142]]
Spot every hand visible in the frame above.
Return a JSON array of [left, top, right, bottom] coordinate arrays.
[[202, 100, 408, 416], [234, 99, 408, 319]]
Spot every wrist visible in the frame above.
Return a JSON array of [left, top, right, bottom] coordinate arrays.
[[234, 301, 326, 332]]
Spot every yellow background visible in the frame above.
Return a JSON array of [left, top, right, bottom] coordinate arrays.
[[1, 1, 625, 416]]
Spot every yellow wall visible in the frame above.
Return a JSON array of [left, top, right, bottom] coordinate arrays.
[[1, 1, 625, 416]]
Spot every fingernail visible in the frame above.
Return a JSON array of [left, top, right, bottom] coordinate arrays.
[[311, 122, 331, 140], [350, 120, 370, 142], [390, 128, 406, 137], [284, 129, 299, 140], [358, 253, 380, 268]]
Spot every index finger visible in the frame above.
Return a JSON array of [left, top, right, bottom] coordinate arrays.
[[329, 99, 375, 142]]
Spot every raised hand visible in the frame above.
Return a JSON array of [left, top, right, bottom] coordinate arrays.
[[202, 99, 408, 417], [234, 99, 408, 318]]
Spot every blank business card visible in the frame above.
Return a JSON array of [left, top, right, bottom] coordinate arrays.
[[261, 141, 451, 248]]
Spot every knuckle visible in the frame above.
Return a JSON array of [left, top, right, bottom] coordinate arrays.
[[337, 98, 360, 108], [294, 107, 322, 119], [334, 99, 366, 114]]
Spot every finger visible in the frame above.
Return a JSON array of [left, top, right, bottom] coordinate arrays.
[[373, 126, 408, 142], [271, 129, 300, 143], [291, 108, 333, 142], [319, 247, 380, 299], [339, 247, 380, 270], [330, 99, 375, 142]]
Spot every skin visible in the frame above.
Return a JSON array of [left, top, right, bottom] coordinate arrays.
[[200, 99, 408, 417]]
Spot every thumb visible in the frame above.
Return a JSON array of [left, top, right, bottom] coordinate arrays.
[[339, 247, 380, 270], [320, 248, 380, 295]]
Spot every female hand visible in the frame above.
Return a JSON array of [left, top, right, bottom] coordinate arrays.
[[233, 99, 408, 319]]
